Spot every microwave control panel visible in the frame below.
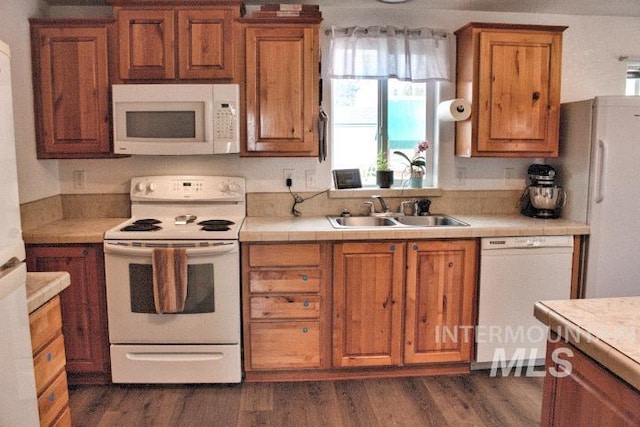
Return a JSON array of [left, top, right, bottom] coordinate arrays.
[[212, 84, 240, 154], [213, 102, 237, 141]]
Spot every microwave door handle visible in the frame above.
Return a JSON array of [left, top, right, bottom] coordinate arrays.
[[104, 242, 236, 257], [205, 101, 213, 143]]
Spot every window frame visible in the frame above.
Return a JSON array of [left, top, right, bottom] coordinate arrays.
[[330, 78, 439, 189]]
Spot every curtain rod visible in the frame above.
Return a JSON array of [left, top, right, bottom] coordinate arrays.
[[324, 26, 448, 38]]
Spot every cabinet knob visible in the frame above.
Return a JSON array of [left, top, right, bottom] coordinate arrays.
[[48, 392, 56, 403], [83, 249, 89, 256], [303, 300, 309, 307], [301, 327, 309, 333], [532, 91, 540, 101], [301, 274, 308, 281], [390, 245, 396, 252], [46, 352, 53, 362]]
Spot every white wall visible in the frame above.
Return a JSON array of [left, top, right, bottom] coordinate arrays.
[[0, 0, 61, 204], [8, 4, 640, 199]]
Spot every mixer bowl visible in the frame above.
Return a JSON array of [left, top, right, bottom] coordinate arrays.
[[529, 186, 566, 210]]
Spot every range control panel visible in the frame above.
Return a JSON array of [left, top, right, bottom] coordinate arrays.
[[130, 175, 245, 202]]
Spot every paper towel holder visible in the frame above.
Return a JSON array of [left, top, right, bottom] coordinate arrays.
[[437, 98, 472, 121]]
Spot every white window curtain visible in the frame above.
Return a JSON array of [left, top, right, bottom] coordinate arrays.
[[327, 25, 454, 82]]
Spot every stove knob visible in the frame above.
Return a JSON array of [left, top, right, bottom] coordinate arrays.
[[148, 182, 157, 192], [218, 182, 230, 193], [228, 182, 241, 194], [135, 182, 147, 193]]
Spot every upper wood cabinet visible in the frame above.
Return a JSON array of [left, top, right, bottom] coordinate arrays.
[[30, 19, 115, 159], [455, 23, 567, 158], [112, 2, 241, 80], [241, 22, 321, 157]]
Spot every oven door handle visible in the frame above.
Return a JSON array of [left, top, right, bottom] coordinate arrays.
[[104, 242, 237, 257]]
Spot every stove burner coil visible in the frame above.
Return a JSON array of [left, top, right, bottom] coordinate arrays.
[[121, 223, 162, 232], [133, 219, 161, 225], [200, 225, 231, 232], [197, 219, 235, 226]]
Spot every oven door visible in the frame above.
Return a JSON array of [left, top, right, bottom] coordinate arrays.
[[104, 240, 239, 344]]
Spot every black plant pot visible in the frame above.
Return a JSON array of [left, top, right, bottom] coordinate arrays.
[[376, 170, 394, 188]]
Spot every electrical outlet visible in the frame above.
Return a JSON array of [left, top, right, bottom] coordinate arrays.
[[283, 169, 294, 187], [305, 170, 316, 189], [456, 167, 466, 186], [73, 170, 86, 189]]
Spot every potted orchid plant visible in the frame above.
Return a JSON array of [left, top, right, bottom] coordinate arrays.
[[394, 140, 429, 188]]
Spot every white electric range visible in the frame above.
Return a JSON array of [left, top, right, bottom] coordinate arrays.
[[104, 175, 245, 383]]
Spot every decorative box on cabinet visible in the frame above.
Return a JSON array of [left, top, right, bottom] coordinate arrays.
[[29, 19, 116, 159], [29, 296, 71, 427], [242, 243, 331, 379], [26, 245, 111, 385], [110, 0, 241, 80], [240, 17, 321, 157], [455, 23, 567, 158]]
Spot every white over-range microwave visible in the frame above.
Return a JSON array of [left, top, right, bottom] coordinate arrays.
[[112, 84, 240, 155]]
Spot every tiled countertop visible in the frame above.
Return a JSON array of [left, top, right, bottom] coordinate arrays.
[[534, 297, 640, 391], [23, 218, 127, 244], [26, 271, 71, 313], [239, 214, 590, 242]]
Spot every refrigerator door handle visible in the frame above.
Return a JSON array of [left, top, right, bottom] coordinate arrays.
[[595, 138, 607, 203]]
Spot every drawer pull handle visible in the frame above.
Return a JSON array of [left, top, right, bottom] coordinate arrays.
[[302, 327, 309, 333], [48, 393, 56, 403], [46, 352, 53, 362], [301, 275, 308, 281], [303, 301, 309, 307]]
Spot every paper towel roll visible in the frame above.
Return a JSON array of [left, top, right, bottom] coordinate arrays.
[[438, 99, 471, 121]]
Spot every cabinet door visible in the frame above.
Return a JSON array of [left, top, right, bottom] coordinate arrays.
[[477, 30, 562, 156], [405, 240, 477, 364], [26, 245, 110, 384], [333, 242, 405, 367], [177, 8, 235, 79], [542, 340, 640, 426], [31, 23, 111, 158], [117, 9, 175, 79], [244, 26, 319, 156]]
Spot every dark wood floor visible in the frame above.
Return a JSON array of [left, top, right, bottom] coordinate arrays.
[[69, 371, 543, 426]]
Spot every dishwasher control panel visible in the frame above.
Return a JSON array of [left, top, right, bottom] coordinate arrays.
[[481, 235, 573, 250]]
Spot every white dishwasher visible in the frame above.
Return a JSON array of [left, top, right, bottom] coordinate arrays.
[[473, 235, 574, 369]]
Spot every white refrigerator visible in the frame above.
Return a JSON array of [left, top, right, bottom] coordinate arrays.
[[552, 96, 640, 298], [0, 40, 40, 426]]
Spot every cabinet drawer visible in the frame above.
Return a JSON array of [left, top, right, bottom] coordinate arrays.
[[249, 244, 321, 267], [251, 296, 320, 319], [37, 371, 69, 427], [30, 296, 63, 354], [250, 322, 320, 369], [34, 334, 66, 394], [249, 269, 321, 293], [51, 406, 71, 427]]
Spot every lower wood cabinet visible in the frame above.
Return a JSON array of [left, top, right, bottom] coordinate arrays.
[[542, 338, 640, 426], [242, 239, 478, 381], [242, 243, 331, 378], [332, 242, 405, 367], [29, 296, 71, 426], [26, 244, 111, 385], [404, 240, 477, 364]]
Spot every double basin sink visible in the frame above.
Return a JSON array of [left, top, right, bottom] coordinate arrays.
[[327, 214, 469, 229]]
